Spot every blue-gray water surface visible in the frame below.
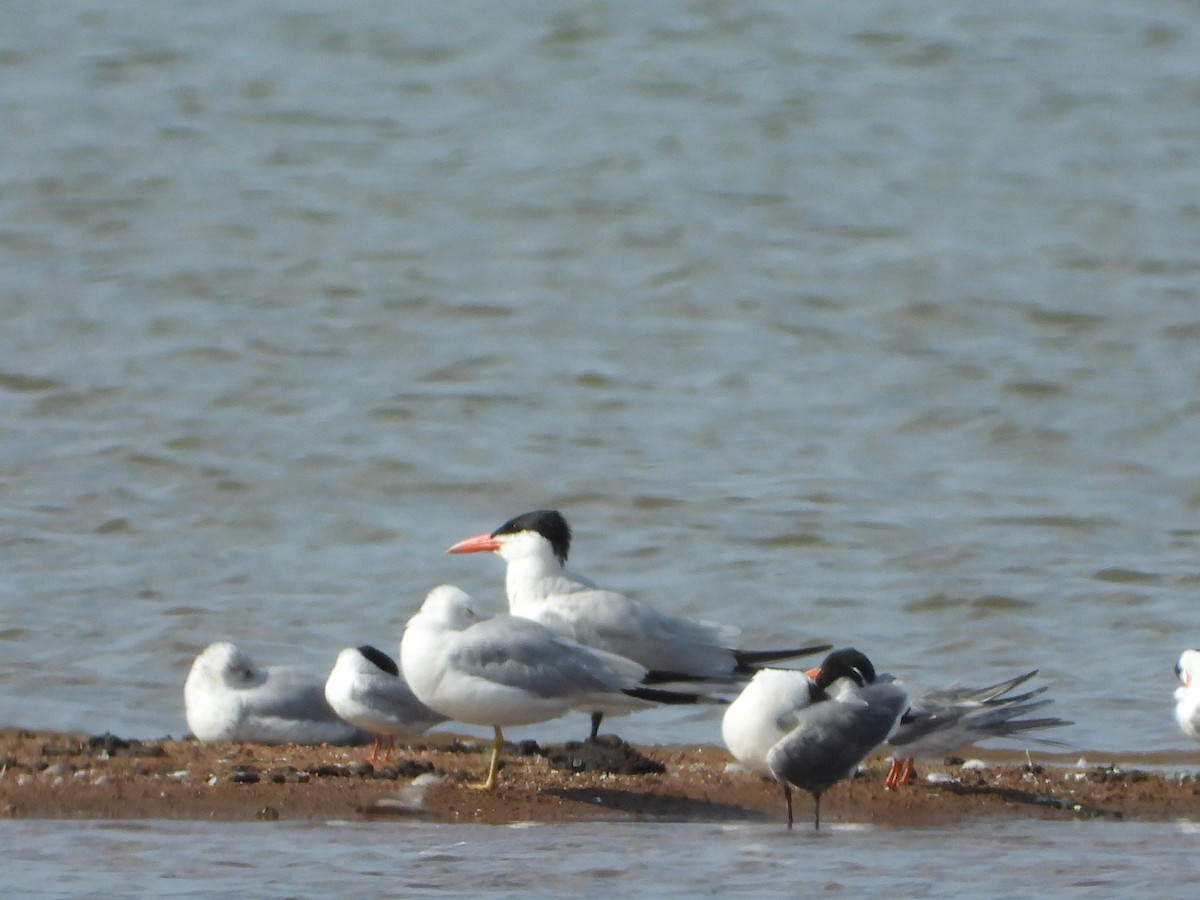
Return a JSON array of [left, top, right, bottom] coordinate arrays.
[[3, 0, 1200, 894], [4, 819, 1199, 899]]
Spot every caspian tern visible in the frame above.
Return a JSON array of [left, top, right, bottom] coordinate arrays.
[[883, 669, 1072, 787], [721, 648, 908, 830], [323, 645, 447, 763], [399, 584, 711, 790], [1174, 649, 1200, 742], [184, 641, 367, 745], [446, 509, 831, 738]]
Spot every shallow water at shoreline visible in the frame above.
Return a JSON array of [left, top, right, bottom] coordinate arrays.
[[4, 818, 1198, 898]]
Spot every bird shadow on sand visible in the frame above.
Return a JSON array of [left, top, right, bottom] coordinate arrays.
[[934, 780, 1124, 820], [545, 786, 767, 822]]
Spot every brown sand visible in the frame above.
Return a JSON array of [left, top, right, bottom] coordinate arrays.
[[3, 729, 1200, 827]]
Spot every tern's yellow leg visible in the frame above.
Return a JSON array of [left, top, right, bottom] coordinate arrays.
[[469, 726, 504, 790]]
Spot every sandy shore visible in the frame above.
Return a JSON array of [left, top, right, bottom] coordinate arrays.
[[3, 729, 1200, 828]]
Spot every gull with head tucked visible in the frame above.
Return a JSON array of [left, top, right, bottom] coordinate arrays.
[[184, 641, 366, 746], [324, 645, 447, 763]]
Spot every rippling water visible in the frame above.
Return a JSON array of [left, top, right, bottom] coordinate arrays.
[[4, 0, 1200, 892], [5, 818, 1199, 898]]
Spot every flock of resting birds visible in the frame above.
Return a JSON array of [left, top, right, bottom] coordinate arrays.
[[183, 509, 1200, 830]]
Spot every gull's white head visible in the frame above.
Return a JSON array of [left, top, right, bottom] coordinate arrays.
[[412, 584, 481, 631], [184, 641, 266, 741], [1176, 649, 1200, 689], [188, 641, 264, 690]]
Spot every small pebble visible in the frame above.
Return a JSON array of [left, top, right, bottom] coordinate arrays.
[[309, 764, 345, 778], [266, 767, 310, 784]]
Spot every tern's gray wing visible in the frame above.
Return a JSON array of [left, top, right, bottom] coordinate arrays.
[[447, 616, 644, 700], [357, 675, 445, 726], [914, 670, 1041, 709], [890, 697, 1057, 746], [240, 667, 367, 744], [891, 668, 1071, 756], [527, 585, 740, 680], [767, 688, 908, 797]]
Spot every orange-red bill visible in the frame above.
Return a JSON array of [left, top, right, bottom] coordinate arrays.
[[446, 533, 502, 554]]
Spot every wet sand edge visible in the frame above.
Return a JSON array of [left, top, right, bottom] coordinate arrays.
[[3, 729, 1200, 827]]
